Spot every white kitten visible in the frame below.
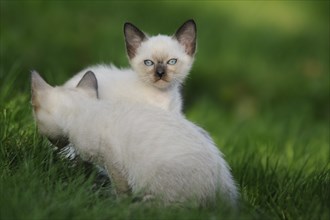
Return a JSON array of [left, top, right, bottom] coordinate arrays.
[[31, 71, 239, 207], [64, 20, 197, 114]]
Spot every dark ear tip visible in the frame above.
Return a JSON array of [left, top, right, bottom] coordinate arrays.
[[77, 70, 98, 89], [84, 70, 96, 79], [185, 19, 196, 29], [186, 19, 195, 24], [124, 22, 135, 31]]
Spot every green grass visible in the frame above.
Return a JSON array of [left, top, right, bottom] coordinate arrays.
[[1, 1, 329, 220]]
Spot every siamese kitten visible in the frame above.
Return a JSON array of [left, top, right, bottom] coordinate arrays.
[[31, 71, 238, 207], [64, 19, 197, 114]]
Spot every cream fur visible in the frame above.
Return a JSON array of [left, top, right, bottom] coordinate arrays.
[[32, 73, 239, 206], [64, 64, 183, 114]]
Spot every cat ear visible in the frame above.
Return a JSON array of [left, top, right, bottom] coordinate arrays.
[[124, 22, 147, 59], [31, 70, 52, 91], [76, 71, 99, 98], [173, 19, 197, 56], [31, 70, 52, 109]]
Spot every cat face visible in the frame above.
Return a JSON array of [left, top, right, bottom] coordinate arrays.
[[31, 71, 98, 148], [124, 20, 197, 89]]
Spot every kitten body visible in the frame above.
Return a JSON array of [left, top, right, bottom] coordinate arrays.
[[32, 72, 239, 206]]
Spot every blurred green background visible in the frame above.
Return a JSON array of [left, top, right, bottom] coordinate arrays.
[[1, 1, 328, 120], [0, 1, 329, 120], [1, 1, 329, 157], [0, 1, 329, 219]]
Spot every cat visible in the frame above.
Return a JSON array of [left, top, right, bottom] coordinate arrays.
[[31, 71, 239, 207], [60, 20, 198, 160], [64, 19, 197, 115]]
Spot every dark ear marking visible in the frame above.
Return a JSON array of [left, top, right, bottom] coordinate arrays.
[[124, 22, 147, 59], [77, 71, 99, 98], [173, 19, 197, 56]]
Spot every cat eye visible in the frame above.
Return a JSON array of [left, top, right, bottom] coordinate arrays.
[[144, 60, 154, 66], [167, 58, 177, 65]]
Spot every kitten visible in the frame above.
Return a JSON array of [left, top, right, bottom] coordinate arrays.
[[31, 71, 239, 207], [64, 19, 197, 114]]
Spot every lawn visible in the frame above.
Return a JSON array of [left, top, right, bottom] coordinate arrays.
[[0, 1, 329, 220]]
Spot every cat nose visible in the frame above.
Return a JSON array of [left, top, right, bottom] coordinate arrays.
[[156, 70, 165, 77], [156, 67, 165, 78]]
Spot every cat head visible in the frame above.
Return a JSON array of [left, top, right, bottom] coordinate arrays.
[[31, 70, 98, 148], [124, 19, 197, 90]]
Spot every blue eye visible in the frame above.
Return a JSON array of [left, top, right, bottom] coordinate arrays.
[[144, 60, 154, 66], [167, 58, 177, 65]]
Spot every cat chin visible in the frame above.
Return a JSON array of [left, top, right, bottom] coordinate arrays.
[[138, 74, 173, 89], [151, 79, 173, 90]]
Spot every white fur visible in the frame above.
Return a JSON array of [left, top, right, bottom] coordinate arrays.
[[64, 64, 183, 114], [32, 79, 239, 206]]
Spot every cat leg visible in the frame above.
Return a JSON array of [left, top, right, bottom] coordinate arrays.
[[105, 162, 130, 195]]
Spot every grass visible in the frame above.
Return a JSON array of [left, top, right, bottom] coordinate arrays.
[[1, 1, 329, 220]]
